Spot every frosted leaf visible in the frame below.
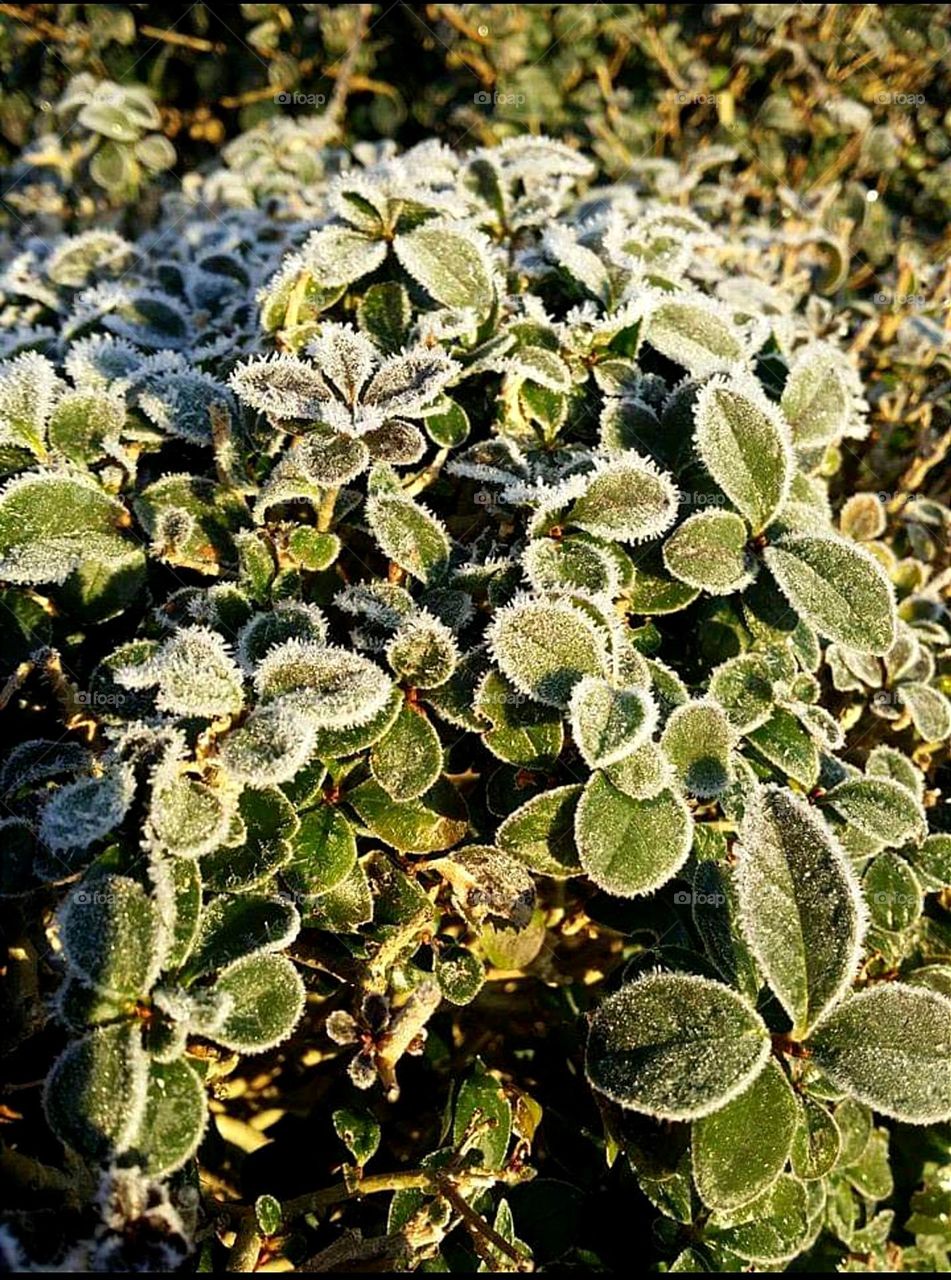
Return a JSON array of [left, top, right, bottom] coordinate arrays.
[[180, 893, 300, 982], [822, 777, 926, 846], [576, 773, 692, 897], [523, 536, 620, 599], [541, 225, 611, 304], [495, 784, 582, 878], [210, 953, 306, 1054], [810, 984, 951, 1124], [693, 372, 793, 534], [865, 745, 924, 800], [692, 1059, 799, 1212], [47, 230, 133, 288], [645, 296, 747, 376], [230, 352, 331, 420], [386, 613, 458, 688], [394, 222, 495, 314], [708, 653, 776, 733], [840, 492, 886, 542], [780, 343, 866, 446], [585, 972, 771, 1120], [219, 703, 316, 785], [295, 430, 369, 486], [864, 850, 922, 932], [44, 1023, 148, 1164], [47, 388, 126, 463], [765, 533, 897, 655], [135, 370, 234, 445], [236, 601, 328, 671], [660, 700, 735, 798], [735, 785, 866, 1039], [604, 740, 672, 800], [488, 596, 609, 709], [370, 703, 443, 801], [568, 676, 657, 769], [663, 509, 754, 593], [40, 764, 135, 852], [358, 281, 411, 354], [437, 845, 536, 932], [255, 640, 392, 728], [363, 346, 459, 418], [0, 471, 131, 585], [566, 456, 679, 543], [125, 1056, 208, 1177], [365, 490, 451, 583], [300, 224, 388, 286], [0, 739, 91, 795], [705, 1174, 811, 1265], [149, 772, 233, 858], [116, 627, 244, 719], [60, 873, 162, 998], [0, 352, 62, 453], [899, 682, 951, 742]]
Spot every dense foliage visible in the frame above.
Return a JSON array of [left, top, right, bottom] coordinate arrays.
[[1, 5, 950, 1275]]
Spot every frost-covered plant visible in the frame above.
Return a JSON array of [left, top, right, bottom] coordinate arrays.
[[2, 133, 950, 1273]]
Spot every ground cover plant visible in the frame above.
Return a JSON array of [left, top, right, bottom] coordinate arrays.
[[1, 6, 951, 1275]]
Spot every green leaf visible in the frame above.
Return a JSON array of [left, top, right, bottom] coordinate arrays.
[[453, 1059, 511, 1169], [149, 773, 231, 857], [822, 777, 925, 846], [395, 224, 494, 314], [164, 858, 202, 971], [899, 682, 951, 742], [488, 598, 608, 709], [708, 653, 776, 733], [44, 1023, 147, 1163], [735, 786, 865, 1038], [568, 676, 656, 769], [365, 490, 451, 583], [370, 703, 443, 801], [211, 953, 305, 1054], [646, 298, 746, 376], [693, 374, 792, 533], [181, 894, 300, 982], [706, 1174, 811, 1264], [790, 1095, 841, 1181], [348, 777, 468, 853], [908, 834, 951, 893], [692, 1059, 798, 1211], [124, 1055, 207, 1175], [810, 984, 951, 1124], [765, 534, 897, 655], [219, 704, 316, 786], [780, 345, 860, 446], [256, 641, 392, 730], [585, 972, 771, 1120], [496, 784, 583, 877], [255, 1195, 283, 1238], [567, 458, 679, 544], [357, 282, 411, 354], [0, 472, 131, 585], [475, 670, 563, 767], [663, 509, 754, 593], [135, 474, 250, 575], [576, 773, 692, 897], [864, 851, 922, 932], [60, 874, 162, 999], [283, 804, 357, 899], [386, 615, 458, 689], [333, 1106, 381, 1165], [660, 700, 735, 798], [201, 786, 298, 893], [435, 945, 485, 1006], [305, 857, 373, 931], [745, 707, 820, 790]]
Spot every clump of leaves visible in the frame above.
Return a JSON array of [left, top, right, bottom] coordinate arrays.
[[1, 128, 949, 1275]]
